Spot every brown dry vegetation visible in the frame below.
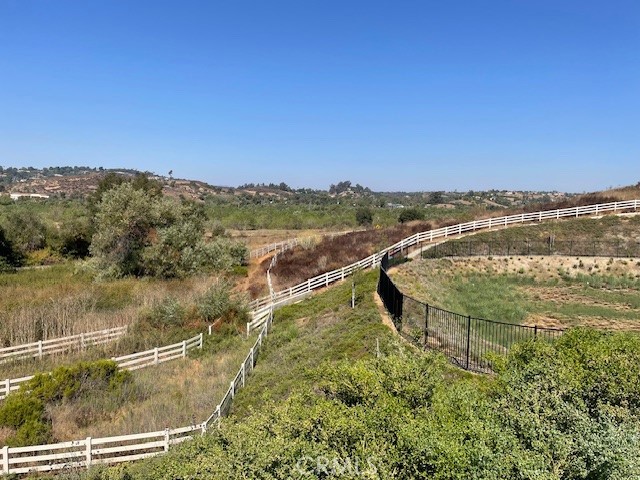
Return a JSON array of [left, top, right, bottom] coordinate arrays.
[[268, 220, 465, 290], [46, 331, 255, 440], [0, 264, 219, 347]]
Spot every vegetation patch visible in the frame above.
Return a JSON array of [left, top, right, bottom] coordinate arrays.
[[0, 360, 133, 446]]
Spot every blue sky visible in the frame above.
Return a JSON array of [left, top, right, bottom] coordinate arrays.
[[1, 1, 638, 192]]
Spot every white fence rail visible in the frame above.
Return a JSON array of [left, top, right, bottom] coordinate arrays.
[[247, 199, 640, 328], [0, 327, 128, 364], [248, 229, 364, 259], [0, 334, 203, 401], [0, 315, 272, 476], [3, 199, 638, 476]]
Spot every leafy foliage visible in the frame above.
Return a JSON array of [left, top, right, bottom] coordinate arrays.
[[89, 183, 247, 279], [0, 360, 132, 446], [355, 206, 373, 226], [70, 328, 640, 479], [398, 207, 426, 223], [0, 225, 23, 270]]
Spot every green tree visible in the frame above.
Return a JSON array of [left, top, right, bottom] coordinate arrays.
[[2, 211, 47, 254], [90, 183, 155, 278], [90, 183, 247, 279], [355, 207, 373, 226], [0, 226, 22, 270], [398, 207, 425, 223]]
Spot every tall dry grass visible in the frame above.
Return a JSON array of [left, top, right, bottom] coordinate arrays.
[[47, 331, 256, 440], [0, 264, 220, 347]]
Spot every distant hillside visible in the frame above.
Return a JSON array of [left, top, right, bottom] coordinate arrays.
[[5, 166, 636, 213]]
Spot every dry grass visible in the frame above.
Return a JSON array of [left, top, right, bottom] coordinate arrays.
[[268, 220, 467, 289], [0, 264, 222, 347], [227, 228, 325, 250], [47, 331, 256, 440]]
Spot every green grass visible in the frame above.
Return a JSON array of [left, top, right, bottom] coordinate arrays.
[[393, 257, 640, 331], [231, 270, 395, 417]]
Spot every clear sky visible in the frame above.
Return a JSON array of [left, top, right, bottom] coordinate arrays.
[[1, 1, 638, 192]]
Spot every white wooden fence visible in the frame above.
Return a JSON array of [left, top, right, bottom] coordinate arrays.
[[3, 199, 639, 476], [248, 229, 364, 259], [0, 327, 128, 364], [0, 334, 203, 401], [0, 314, 272, 476], [247, 199, 640, 329]]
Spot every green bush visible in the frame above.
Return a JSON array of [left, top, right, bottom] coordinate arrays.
[[398, 207, 425, 223], [145, 297, 186, 329], [0, 225, 22, 270], [78, 328, 640, 479], [0, 360, 132, 447], [355, 207, 373, 226], [89, 183, 247, 279]]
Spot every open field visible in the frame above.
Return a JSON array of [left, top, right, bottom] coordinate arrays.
[[0, 264, 226, 347], [392, 255, 640, 331]]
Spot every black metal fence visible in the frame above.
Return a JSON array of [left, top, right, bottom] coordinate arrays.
[[377, 253, 563, 373], [423, 239, 640, 259]]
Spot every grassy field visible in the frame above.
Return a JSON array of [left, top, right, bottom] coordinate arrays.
[[392, 255, 640, 331], [0, 263, 226, 347], [0, 260, 264, 444]]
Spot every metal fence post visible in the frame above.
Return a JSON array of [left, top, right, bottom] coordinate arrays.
[[424, 304, 429, 347], [465, 315, 471, 370]]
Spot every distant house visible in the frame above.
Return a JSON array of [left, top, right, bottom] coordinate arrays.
[[9, 193, 50, 200]]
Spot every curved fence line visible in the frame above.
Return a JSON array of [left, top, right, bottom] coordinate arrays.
[[0, 312, 272, 476], [0, 334, 203, 401], [247, 199, 640, 330], [0, 327, 128, 365], [377, 252, 563, 373], [3, 199, 639, 476]]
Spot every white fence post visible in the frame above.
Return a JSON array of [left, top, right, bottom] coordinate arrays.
[[208, 324, 213, 336], [164, 428, 170, 452], [182, 340, 187, 358], [38, 340, 43, 359], [85, 437, 92, 468], [250, 347, 254, 368], [230, 381, 235, 399], [2, 445, 8, 475], [241, 362, 245, 387], [154, 347, 159, 366], [199, 333, 204, 349]]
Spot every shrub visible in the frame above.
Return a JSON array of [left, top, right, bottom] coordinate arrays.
[[2, 211, 47, 255], [0, 225, 22, 270], [398, 207, 425, 223], [90, 184, 247, 279], [145, 297, 187, 329], [355, 207, 373, 226], [0, 360, 132, 446]]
